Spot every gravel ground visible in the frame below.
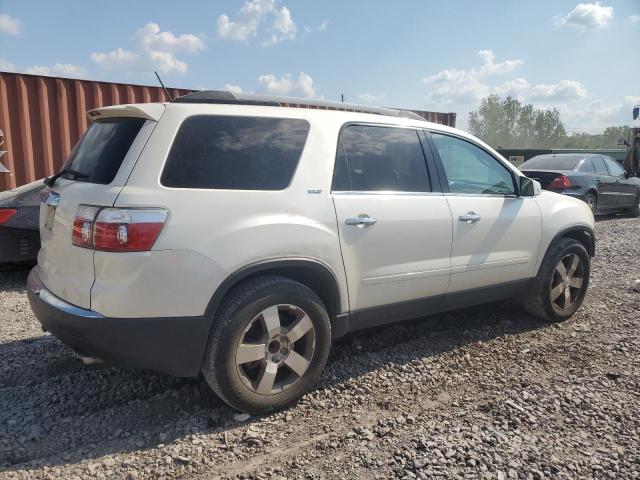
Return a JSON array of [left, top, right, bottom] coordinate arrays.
[[1, 216, 639, 480]]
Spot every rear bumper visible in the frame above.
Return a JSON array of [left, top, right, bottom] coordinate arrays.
[[0, 227, 39, 264], [27, 266, 210, 377]]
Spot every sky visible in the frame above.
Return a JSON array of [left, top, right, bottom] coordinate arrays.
[[0, 0, 639, 133]]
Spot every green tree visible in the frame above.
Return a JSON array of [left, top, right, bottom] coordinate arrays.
[[469, 95, 566, 148]]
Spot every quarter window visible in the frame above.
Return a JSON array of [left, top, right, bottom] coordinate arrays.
[[161, 116, 310, 190], [333, 125, 430, 192], [430, 133, 515, 195], [604, 157, 625, 177]]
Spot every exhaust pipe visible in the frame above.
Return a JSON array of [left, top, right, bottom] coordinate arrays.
[[72, 348, 103, 366]]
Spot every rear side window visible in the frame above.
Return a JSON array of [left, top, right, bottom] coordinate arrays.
[[63, 118, 145, 185], [161, 116, 310, 190], [580, 159, 596, 173], [592, 157, 608, 175], [333, 125, 430, 192]]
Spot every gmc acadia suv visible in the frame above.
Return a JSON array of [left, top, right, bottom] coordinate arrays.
[[27, 91, 595, 414]]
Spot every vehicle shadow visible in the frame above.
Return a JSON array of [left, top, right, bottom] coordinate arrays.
[[0, 291, 550, 473]]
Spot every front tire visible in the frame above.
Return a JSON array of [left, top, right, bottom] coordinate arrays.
[[202, 276, 332, 414], [628, 193, 640, 218], [523, 238, 590, 322]]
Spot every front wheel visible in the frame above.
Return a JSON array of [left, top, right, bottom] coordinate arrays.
[[522, 237, 590, 322], [202, 276, 332, 414]]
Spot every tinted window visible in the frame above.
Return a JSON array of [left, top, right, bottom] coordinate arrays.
[[580, 159, 596, 173], [592, 157, 608, 175], [333, 125, 430, 192], [520, 155, 580, 171], [431, 133, 515, 195], [63, 118, 145, 185], [161, 116, 310, 190], [604, 157, 625, 177]]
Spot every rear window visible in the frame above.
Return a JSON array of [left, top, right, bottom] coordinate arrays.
[[63, 118, 146, 184], [161, 116, 310, 190], [520, 156, 581, 171]]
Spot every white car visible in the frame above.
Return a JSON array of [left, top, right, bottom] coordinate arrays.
[[27, 91, 595, 413]]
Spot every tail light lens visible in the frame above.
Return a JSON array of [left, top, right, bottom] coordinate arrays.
[[547, 175, 573, 190], [72, 206, 100, 248], [0, 208, 17, 225], [72, 206, 167, 252]]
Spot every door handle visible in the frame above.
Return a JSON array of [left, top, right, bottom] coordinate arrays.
[[459, 211, 481, 223], [345, 214, 377, 227]]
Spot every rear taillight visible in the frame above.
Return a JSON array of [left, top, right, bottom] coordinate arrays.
[[547, 175, 573, 190], [0, 208, 17, 225], [72, 206, 167, 252]]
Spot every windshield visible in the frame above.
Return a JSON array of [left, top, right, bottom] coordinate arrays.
[[62, 118, 146, 185], [520, 156, 581, 171]]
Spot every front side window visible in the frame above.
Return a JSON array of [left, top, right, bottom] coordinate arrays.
[[63, 118, 146, 185], [592, 157, 608, 175], [332, 125, 430, 192], [161, 116, 310, 190], [430, 133, 515, 195], [604, 157, 625, 177]]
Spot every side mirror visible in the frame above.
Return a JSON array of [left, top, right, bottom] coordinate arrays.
[[519, 176, 541, 197], [617, 138, 630, 147], [634, 105, 639, 121]]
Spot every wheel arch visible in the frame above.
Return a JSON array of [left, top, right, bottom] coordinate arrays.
[[205, 258, 344, 326], [549, 225, 596, 260]]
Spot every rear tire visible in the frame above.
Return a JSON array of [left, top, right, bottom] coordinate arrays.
[[522, 237, 590, 323], [202, 276, 332, 414], [584, 192, 597, 213]]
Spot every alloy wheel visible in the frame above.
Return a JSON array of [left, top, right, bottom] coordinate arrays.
[[549, 253, 585, 314], [235, 304, 315, 395]]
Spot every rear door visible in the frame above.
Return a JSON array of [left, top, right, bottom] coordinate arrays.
[[591, 156, 616, 208], [427, 132, 541, 293], [604, 157, 637, 206], [332, 124, 452, 321], [38, 112, 158, 308]]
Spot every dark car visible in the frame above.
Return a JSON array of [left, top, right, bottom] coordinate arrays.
[[0, 180, 43, 266], [520, 153, 640, 216]]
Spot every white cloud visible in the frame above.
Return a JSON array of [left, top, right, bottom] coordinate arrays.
[[358, 93, 387, 103], [494, 78, 530, 98], [0, 58, 16, 71], [0, 14, 21, 35], [305, 20, 329, 33], [629, 14, 640, 24], [25, 63, 86, 78], [267, 6, 297, 44], [555, 2, 614, 28], [217, 0, 297, 44], [423, 50, 523, 105], [134, 22, 204, 54], [258, 72, 319, 98], [91, 23, 202, 75], [559, 95, 639, 132], [529, 80, 588, 101], [224, 83, 243, 94]]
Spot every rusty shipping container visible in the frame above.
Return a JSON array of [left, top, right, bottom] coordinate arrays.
[[0, 72, 192, 191], [0, 71, 456, 191]]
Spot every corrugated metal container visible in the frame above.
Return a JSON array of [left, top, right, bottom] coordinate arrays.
[[0, 72, 192, 191], [410, 110, 456, 128], [0, 71, 456, 191]]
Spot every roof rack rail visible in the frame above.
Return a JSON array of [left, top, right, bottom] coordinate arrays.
[[173, 90, 424, 121]]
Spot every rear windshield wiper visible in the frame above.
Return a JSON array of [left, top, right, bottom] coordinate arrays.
[[44, 168, 89, 187]]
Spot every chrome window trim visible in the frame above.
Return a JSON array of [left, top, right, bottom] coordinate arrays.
[[331, 190, 443, 196]]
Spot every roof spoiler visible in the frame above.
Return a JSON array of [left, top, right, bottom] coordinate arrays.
[[86, 103, 165, 122]]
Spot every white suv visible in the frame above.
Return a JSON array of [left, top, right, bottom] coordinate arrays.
[[27, 91, 595, 414]]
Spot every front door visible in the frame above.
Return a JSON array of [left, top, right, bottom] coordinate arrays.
[[331, 124, 453, 317], [428, 132, 541, 293], [604, 157, 637, 207]]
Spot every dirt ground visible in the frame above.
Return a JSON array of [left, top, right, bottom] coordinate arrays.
[[1, 216, 639, 479]]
